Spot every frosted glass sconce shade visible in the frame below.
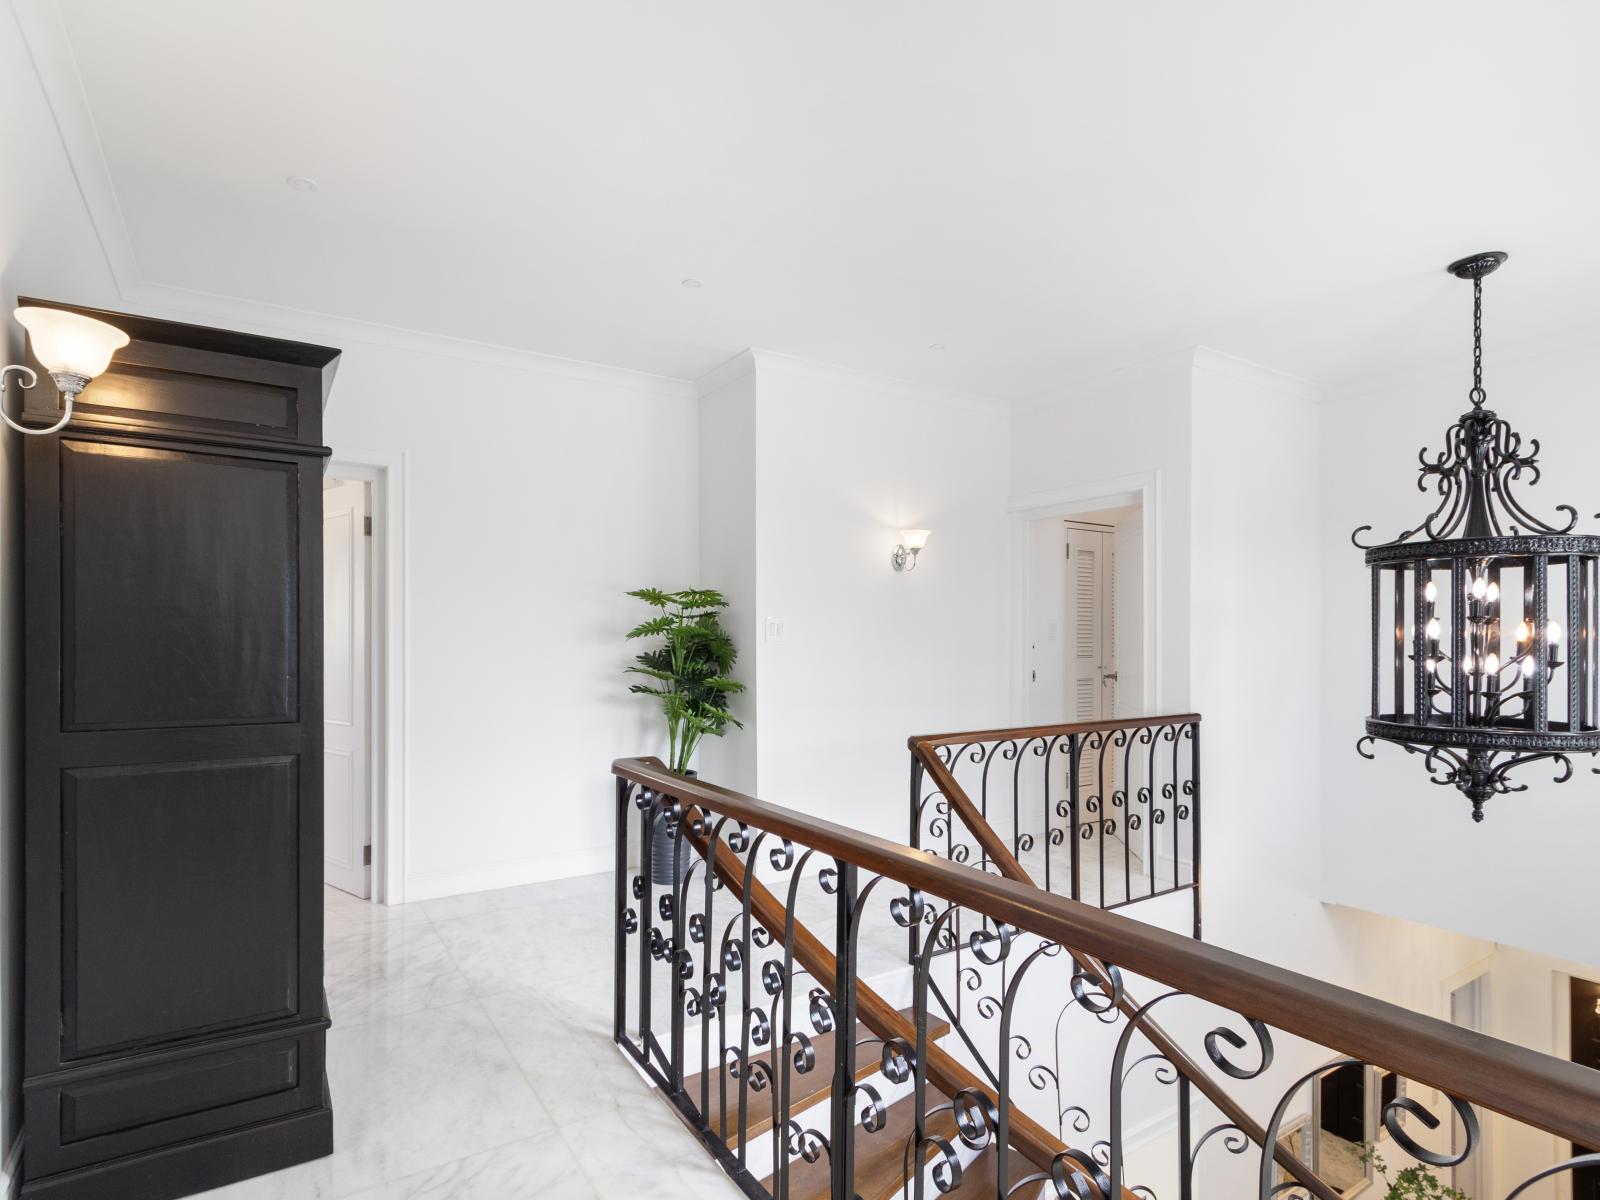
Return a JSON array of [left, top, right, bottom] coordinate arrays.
[[892, 529, 931, 572], [4, 306, 130, 436]]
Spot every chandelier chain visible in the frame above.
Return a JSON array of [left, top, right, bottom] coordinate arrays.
[[1470, 274, 1485, 406]]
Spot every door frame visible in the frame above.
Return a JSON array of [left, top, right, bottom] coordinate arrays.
[[1009, 470, 1161, 724], [327, 450, 408, 906], [1442, 959, 1494, 1196]]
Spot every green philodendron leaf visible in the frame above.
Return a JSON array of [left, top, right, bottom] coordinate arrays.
[[626, 587, 672, 607], [674, 588, 728, 609], [624, 616, 676, 640]]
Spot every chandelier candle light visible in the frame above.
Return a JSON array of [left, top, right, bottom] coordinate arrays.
[[1353, 252, 1600, 820]]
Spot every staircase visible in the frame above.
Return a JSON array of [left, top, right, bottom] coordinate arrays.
[[612, 714, 1600, 1200]]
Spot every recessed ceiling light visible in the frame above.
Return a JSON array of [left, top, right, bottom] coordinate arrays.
[[680, 278, 704, 289], [285, 175, 319, 192]]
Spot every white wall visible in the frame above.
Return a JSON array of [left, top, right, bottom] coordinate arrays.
[[1010, 351, 1194, 713], [319, 339, 699, 900], [751, 352, 1011, 840], [695, 353, 758, 793], [1189, 350, 1330, 962], [1318, 342, 1600, 966], [0, 9, 124, 1181]]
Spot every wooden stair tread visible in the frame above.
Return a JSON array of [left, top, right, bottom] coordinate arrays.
[[683, 1007, 950, 1143], [788, 1086, 962, 1200], [946, 1138, 1053, 1196]]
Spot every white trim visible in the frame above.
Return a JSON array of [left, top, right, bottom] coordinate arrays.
[[124, 280, 699, 400], [326, 451, 408, 906], [1191, 345, 1322, 398], [694, 348, 758, 397], [1007, 470, 1163, 723], [404, 846, 613, 903], [1, 1131, 20, 1200], [1441, 962, 1495, 1194]]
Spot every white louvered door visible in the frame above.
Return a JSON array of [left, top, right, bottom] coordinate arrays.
[[1066, 525, 1117, 802]]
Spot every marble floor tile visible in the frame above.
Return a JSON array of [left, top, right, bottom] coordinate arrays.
[[335, 1130, 598, 1200], [325, 886, 432, 940], [431, 893, 612, 1001], [562, 1075, 744, 1198], [481, 987, 644, 1128], [326, 920, 478, 1029]]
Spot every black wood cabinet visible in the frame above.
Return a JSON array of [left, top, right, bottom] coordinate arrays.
[[19, 300, 339, 1200]]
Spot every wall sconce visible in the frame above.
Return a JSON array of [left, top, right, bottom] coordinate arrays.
[[3, 306, 130, 435], [891, 528, 931, 572]]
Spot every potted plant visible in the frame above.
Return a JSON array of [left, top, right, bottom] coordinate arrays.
[[625, 587, 744, 883], [1357, 1144, 1469, 1200]]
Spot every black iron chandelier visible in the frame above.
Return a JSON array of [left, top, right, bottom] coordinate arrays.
[[1354, 251, 1600, 820]]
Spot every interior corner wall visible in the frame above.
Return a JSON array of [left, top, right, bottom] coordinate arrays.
[[1318, 342, 1600, 966], [695, 357, 758, 794], [0, 13, 125, 1181], [747, 355, 1010, 841], [1189, 352, 1331, 965]]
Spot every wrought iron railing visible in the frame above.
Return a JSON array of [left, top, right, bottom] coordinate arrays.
[[613, 752, 1600, 1200], [910, 716, 1200, 936]]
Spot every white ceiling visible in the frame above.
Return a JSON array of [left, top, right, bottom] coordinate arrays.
[[40, 0, 1600, 396]]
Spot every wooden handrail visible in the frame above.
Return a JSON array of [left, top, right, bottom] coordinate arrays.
[[613, 755, 1600, 1152], [909, 713, 1201, 749], [913, 738, 1338, 1200]]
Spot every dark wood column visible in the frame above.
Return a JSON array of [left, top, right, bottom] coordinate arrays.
[[19, 300, 339, 1200]]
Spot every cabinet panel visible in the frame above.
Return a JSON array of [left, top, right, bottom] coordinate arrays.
[[61, 441, 298, 730], [63, 758, 300, 1058], [24, 1031, 323, 1180]]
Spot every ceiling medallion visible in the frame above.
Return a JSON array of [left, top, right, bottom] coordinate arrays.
[[1353, 252, 1600, 820]]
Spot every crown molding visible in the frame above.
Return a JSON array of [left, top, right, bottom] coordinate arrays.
[[748, 348, 1007, 415], [1191, 345, 1324, 403], [123, 279, 699, 399], [693, 348, 758, 397]]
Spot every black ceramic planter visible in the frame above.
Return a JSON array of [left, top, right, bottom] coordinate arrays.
[[648, 768, 695, 885]]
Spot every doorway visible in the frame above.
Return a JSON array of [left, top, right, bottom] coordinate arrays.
[[1571, 976, 1600, 1200], [1450, 973, 1490, 1198], [1024, 506, 1142, 724], [1017, 497, 1148, 899], [323, 475, 373, 898]]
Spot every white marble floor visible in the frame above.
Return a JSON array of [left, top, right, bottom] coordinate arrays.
[[198, 876, 742, 1200]]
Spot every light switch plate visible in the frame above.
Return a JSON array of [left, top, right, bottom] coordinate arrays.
[[765, 617, 787, 642]]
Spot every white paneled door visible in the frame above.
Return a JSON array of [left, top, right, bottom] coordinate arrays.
[[323, 478, 371, 898]]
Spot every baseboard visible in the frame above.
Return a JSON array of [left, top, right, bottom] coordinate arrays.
[[403, 845, 612, 902], [3, 1132, 22, 1200], [20, 1092, 331, 1200]]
